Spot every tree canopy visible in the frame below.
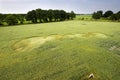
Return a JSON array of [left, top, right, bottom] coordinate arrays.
[[92, 10, 120, 21], [104, 10, 114, 18], [5, 14, 18, 25], [26, 9, 76, 23], [92, 12, 101, 19]]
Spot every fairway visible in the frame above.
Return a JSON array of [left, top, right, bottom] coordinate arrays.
[[0, 21, 120, 80]]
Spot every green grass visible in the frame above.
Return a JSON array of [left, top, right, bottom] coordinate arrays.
[[75, 14, 92, 20], [0, 20, 120, 80]]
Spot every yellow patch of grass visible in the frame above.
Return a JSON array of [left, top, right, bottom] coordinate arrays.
[[12, 37, 55, 52], [12, 33, 107, 52]]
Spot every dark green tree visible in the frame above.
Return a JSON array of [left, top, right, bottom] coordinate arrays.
[[66, 13, 70, 20], [5, 14, 18, 25], [42, 10, 48, 22], [116, 11, 120, 21], [97, 10, 103, 17], [26, 10, 37, 23], [110, 14, 117, 21], [104, 10, 113, 18], [36, 8, 43, 23], [53, 10, 60, 21], [26, 9, 75, 23], [70, 11, 76, 20], [92, 12, 101, 19], [0, 14, 4, 25], [17, 14, 25, 24], [0, 14, 7, 25], [48, 9, 54, 22], [109, 11, 120, 21], [59, 10, 66, 21]]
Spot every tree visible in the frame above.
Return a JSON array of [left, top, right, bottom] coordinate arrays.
[[110, 14, 117, 21], [53, 10, 60, 21], [36, 8, 43, 23], [92, 12, 101, 19], [41, 10, 48, 22], [17, 14, 25, 24], [104, 10, 113, 18], [59, 10, 66, 21], [66, 13, 70, 20], [26, 10, 37, 23], [97, 10, 103, 17], [25, 9, 75, 23], [70, 11, 76, 20], [47, 9, 54, 22], [0, 14, 7, 25], [0, 14, 4, 25], [116, 11, 120, 21], [5, 14, 18, 25], [109, 11, 120, 21]]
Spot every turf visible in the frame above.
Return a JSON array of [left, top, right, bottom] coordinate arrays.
[[0, 21, 120, 80]]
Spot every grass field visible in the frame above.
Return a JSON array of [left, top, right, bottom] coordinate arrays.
[[75, 15, 92, 20], [0, 20, 120, 80]]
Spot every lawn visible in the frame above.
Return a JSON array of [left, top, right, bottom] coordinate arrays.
[[0, 20, 120, 80]]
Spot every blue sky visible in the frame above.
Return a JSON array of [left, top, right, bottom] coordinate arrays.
[[0, 0, 120, 14]]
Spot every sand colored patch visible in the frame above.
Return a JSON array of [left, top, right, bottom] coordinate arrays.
[[67, 32, 107, 38], [82, 32, 107, 38], [12, 36, 55, 52], [82, 32, 96, 37], [12, 32, 107, 52], [94, 33, 107, 38], [67, 34, 83, 38], [54, 35, 65, 39]]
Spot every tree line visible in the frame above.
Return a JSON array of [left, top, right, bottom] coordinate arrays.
[[0, 8, 76, 26], [92, 10, 120, 21]]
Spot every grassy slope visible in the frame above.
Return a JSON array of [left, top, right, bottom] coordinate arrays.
[[0, 21, 120, 80]]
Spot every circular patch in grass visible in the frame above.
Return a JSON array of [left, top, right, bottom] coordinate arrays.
[[12, 36, 55, 52], [11, 33, 107, 52]]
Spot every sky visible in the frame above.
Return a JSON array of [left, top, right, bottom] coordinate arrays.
[[0, 0, 120, 14]]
